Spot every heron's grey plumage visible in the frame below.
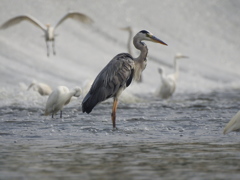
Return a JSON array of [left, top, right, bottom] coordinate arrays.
[[82, 30, 167, 128], [82, 53, 134, 114]]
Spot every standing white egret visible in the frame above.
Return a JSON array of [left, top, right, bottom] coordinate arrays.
[[120, 26, 133, 55], [27, 82, 52, 96], [223, 111, 240, 134], [156, 53, 188, 99], [45, 86, 82, 118], [82, 30, 167, 128], [82, 79, 93, 96], [0, 11, 93, 56]]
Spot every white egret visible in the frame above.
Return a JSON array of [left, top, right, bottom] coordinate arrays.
[[223, 111, 240, 134], [45, 86, 82, 118], [27, 82, 52, 96], [156, 53, 188, 99], [81, 79, 93, 96], [120, 26, 133, 55], [82, 30, 167, 128], [0, 12, 93, 56]]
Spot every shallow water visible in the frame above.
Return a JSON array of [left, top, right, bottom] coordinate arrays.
[[1, 1, 240, 179], [1, 89, 240, 180]]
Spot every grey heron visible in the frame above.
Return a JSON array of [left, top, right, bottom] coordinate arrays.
[[45, 86, 82, 118], [82, 30, 167, 128], [0, 12, 93, 56], [156, 53, 188, 99], [27, 81, 52, 96]]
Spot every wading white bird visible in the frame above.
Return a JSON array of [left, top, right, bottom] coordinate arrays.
[[45, 86, 82, 118], [156, 53, 188, 99], [223, 111, 240, 134], [82, 30, 167, 128], [27, 82, 52, 96], [120, 26, 133, 55], [0, 12, 93, 56]]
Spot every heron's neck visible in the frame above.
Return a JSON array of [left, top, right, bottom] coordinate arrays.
[[133, 38, 148, 81], [133, 38, 148, 61]]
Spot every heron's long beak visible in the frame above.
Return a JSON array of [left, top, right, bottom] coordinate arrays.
[[150, 35, 168, 46]]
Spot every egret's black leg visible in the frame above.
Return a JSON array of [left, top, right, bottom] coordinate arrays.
[[46, 41, 49, 57], [52, 40, 56, 55]]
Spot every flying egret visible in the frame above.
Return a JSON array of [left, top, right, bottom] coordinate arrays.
[[0, 12, 93, 56], [82, 30, 167, 128], [156, 53, 188, 99], [45, 86, 82, 118], [27, 82, 52, 96], [223, 111, 240, 134]]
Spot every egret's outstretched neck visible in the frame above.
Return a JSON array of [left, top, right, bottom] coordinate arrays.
[[69, 90, 76, 97], [27, 82, 35, 90], [158, 69, 165, 81], [133, 37, 148, 81], [127, 29, 133, 55], [174, 57, 179, 80]]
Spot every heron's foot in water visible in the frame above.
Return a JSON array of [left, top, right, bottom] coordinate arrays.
[[112, 127, 118, 131]]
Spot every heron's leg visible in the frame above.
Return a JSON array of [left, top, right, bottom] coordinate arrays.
[[52, 40, 56, 55], [52, 113, 54, 118], [60, 111, 62, 118], [111, 98, 118, 128], [46, 41, 49, 57]]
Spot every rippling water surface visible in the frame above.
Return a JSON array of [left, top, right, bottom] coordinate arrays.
[[1, 0, 240, 179], [1, 90, 240, 180]]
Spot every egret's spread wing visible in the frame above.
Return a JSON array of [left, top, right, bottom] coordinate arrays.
[[82, 53, 134, 113], [54, 12, 93, 29], [0, 15, 46, 31]]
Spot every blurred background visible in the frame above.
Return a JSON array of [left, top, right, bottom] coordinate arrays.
[[1, 1, 240, 179], [0, 0, 240, 101]]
